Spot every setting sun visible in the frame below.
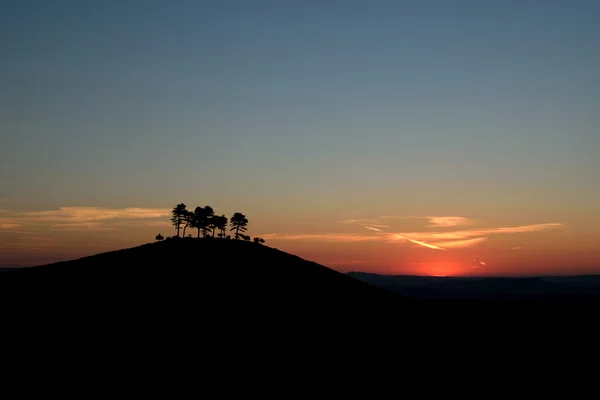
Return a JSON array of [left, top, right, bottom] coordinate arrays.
[[420, 263, 463, 277]]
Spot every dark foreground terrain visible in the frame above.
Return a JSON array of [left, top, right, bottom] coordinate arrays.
[[1, 239, 597, 346], [0, 239, 408, 335], [348, 272, 600, 301]]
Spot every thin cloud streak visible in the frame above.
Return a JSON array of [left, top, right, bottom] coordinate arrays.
[[53, 222, 105, 227], [0, 230, 40, 234], [260, 233, 381, 242], [0, 223, 20, 229], [433, 237, 488, 248], [394, 235, 447, 251], [264, 221, 562, 249], [425, 216, 473, 228], [2, 206, 172, 233], [17, 207, 170, 222], [338, 219, 385, 225], [393, 223, 562, 242]]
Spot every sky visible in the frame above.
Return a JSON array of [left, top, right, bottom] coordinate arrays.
[[1, 0, 598, 276]]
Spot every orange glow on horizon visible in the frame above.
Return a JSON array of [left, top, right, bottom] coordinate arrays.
[[418, 262, 464, 277]]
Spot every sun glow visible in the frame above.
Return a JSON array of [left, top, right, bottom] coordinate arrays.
[[421, 263, 463, 277]]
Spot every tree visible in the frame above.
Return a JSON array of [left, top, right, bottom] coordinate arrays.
[[230, 212, 248, 240], [155, 233, 164, 241], [190, 206, 205, 238], [203, 206, 214, 237], [243, 235, 251, 242], [259, 238, 265, 244], [171, 203, 187, 237], [181, 210, 193, 238], [253, 237, 260, 244], [212, 215, 228, 239]]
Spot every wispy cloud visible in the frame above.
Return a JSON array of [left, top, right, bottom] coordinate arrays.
[[394, 235, 447, 251], [114, 220, 171, 228], [424, 216, 473, 228], [52, 222, 117, 231], [338, 219, 385, 225], [260, 233, 381, 242], [0, 223, 20, 229], [433, 237, 488, 248], [18, 207, 170, 222], [1, 206, 171, 232], [383, 223, 561, 250], [265, 220, 562, 252], [0, 230, 41, 235]]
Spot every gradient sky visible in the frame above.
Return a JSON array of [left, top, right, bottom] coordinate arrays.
[[1, 0, 599, 276]]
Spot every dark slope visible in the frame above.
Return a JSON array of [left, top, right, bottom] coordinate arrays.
[[0, 238, 410, 332], [2, 239, 593, 346]]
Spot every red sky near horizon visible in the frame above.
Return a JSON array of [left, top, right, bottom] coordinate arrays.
[[1, 205, 598, 277]]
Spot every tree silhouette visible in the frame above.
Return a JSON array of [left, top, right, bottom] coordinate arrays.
[[259, 238, 265, 244], [203, 206, 214, 237], [171, 203, 187, 237], [181, 210, 193, 238], [190, 206, 206, 238], [230, 212, 248, 240], [169, 204, 256, 242], [155, 233, 164, 241], [213, 215, 228, 239]]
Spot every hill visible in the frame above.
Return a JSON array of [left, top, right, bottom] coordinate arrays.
[[0, 238, 409, 331], [2, 239, 597, 342]]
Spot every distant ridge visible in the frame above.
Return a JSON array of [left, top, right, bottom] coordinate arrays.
[[348, 271, 600, 300]]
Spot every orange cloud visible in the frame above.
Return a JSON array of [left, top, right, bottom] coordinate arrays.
[[18, 207, 170, 222], [1, 206, 172, 232], [264, 221, 562, 251], [260, 233, 381, 242], [374, 221, 562, 251], [424, 216, 473, 228], [430, 237, 488, 248], [0, 223, 20, 229], [388, 223, 561, 249], [394, 235, 447, 251], [338, 219, 387, 226]]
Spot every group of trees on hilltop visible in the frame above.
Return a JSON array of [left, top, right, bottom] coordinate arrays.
[[155, 203, 265, 244]]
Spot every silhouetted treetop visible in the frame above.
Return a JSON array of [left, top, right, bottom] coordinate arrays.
[[230, 212, 249, 240], [168, 204, 254, 243], [171, 203, 187, 238]]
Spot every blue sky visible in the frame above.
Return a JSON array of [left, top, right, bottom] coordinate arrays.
[[1, 0, 599, 273]]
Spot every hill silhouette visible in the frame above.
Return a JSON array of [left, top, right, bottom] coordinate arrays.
[[3, 238, 598, 364], [3, 238, 597, 342], [0, 238, 411, 332]]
